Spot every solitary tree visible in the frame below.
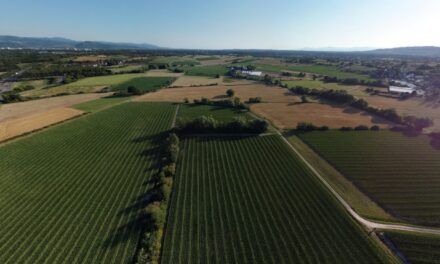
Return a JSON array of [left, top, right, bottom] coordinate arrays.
[[301, 95, 309, 103], [226, 89, 235, 97]]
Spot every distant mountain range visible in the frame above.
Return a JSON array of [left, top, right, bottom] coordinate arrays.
[[0, 35, 161, 50], [363, 46, 440, 57], [1, 35, 440, 57]]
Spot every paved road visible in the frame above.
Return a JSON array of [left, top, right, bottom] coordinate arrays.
[[278, 132, 440, 236]]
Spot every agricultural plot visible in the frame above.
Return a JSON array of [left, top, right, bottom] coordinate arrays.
[[136, 83, 298, 103], [73, 96, 129, 112], [282, 79, 374, 97], [0, 102, 176, 264], [110, 65, 146, 73], [185, 65, 229, 77], [145, 70, 183, 77], [251, 102, 391, 129], [255, 63, 373, 81], [171, 76, 222, 87], [386, 231, 440, 264], [161, 135, 396, 263], [0, 107, 84, 142], [12, 79, 50, 92], [0, 93, 109, 122], [298, 130, 440, 226], [22, 73, 148, 97], [111, 77, 175, 93], [178, 104, 252, 122]]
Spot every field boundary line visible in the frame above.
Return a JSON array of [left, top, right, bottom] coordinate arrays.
[[171, 104, 180, 128], [278, 131, 440, 236]]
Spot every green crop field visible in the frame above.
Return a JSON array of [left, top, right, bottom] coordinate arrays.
[[23, 73, 149, 97], [110, 65, 146, 73], [255, 63, 373, 81], [386, 231, 440, 264], [178, 104, 252, 122], [111, 76, 175, 93], [150, 56, 200, 66], [0, 102, 176, 264], [185, 65, 229, 77], [73, 96, 129, 112], [161, 135, 396, 263], [282, 79, 372, 96], [298, 130, 440, 226]]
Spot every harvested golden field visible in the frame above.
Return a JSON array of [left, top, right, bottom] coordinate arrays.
[[0, 93, 109, 122], [0, 107, 84, 142], [363, 96, 440, 132], [251, 102, 392, 129], [135, 83, 300, 103], [145, 70, 183, 77]]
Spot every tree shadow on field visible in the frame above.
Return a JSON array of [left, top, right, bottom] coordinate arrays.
[[103, 180, 160, 249], [102, 132, 167, 250]]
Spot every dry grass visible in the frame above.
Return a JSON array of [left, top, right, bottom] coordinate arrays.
[[145, 70, 183, 77], [251, 102, 393, 129], [363, 96, 440, 132], [0, 107, 84, 142], [135, 83, 299, 103], [0, 93, 109, 122]]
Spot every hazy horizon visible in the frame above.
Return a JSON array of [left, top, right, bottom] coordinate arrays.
[[1, 0, 440, 50]]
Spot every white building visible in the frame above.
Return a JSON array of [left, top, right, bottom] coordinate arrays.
[[241, 70, 262, 77], [389, 86, 416, 94]]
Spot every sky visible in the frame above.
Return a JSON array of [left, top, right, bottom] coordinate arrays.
[[1, 0, 440, 50]]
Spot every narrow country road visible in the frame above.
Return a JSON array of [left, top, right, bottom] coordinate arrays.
[[277, 132, 440, 236]]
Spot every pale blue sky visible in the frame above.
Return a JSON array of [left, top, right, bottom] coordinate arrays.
[[1, 0, 439, 49]]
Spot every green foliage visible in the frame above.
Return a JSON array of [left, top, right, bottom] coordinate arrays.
[[72, 96, 129, 112], [0, 102, 176, 263], [299, 130, 440, 226], [185, 65, 229, 77], [179, 104, 252, 123], [226, 88, 235, 97], [386, 231, 440, 264], [161, 136, 393, 263], [176, 115, 268, 134], [112, 76, 175, 94], [247, 97, 262, 103]]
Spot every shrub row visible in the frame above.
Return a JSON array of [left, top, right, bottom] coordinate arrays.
[[176, 116, 268, 134], [296, 122, 380, 132], [135, 133, 179, 264], [192, 97, 248, 110], [247, 97, 262, 103]]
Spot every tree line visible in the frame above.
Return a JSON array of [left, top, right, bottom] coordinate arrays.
[[176, 116, 268, 134], [289, 85, 433, 131], [134, 133, 179, 264]]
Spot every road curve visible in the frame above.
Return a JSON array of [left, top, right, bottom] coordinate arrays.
[[279, 134, 440, 236]]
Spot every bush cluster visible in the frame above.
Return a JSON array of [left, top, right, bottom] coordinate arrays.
[[296, 122, 380, 132], [176, 116, 269, 134], [247, 97, 262, 103], [296, 122, 329, 132], [135, 133, 179, 264], [192, 97, 248, 110]]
